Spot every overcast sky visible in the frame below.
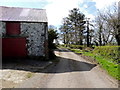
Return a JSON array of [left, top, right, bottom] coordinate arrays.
[[0, 0, 118, 27]]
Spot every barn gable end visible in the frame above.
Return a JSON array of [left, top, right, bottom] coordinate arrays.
[[0, 6, 48, 59]]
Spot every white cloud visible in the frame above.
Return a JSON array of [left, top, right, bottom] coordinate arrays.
[[91, 0, 118, 10], [83, 4, 88, 9], [86, 14, 95, 20], [44, 0, 84, 26], [0, 0, 44, 2], [1, 0, 118, 27], [45, 0, 117, 26]]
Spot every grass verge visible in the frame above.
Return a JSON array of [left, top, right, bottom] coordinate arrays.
[[70, 49, 83, 54], [69, 48, 120, 80]]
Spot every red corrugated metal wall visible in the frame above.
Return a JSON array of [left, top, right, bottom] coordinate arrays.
[[2, 38, 27, 58], [6, 22, 20, 35], [2, 22, 27, 58]]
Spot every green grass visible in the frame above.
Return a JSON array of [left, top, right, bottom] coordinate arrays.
[[70, 49, 83, 54], [69, 48, 120, 80], [93, 46, 120, 63], [83, 51, 119, 80]]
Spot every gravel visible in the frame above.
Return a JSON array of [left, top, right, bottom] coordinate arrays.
[[1, 59, 53, 88]]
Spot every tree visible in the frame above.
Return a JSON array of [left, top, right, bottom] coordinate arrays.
[[59, 17, 71, 45], [59, 8, 86, 45], [48, 25, 58, 49], [95, 15, 104, 46], [94, 3, 119, 45], [69, 8, 86, 45]]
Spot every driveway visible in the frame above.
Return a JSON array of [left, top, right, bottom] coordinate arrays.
[[16, 48, 118, 88]]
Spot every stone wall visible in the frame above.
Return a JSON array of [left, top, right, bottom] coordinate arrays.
[[21, 23, 46, 56], [0, 22, 6, 37]]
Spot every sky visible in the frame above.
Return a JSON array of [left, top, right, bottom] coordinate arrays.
[[0, 0, 118, 28]]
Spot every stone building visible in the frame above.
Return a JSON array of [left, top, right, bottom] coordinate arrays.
[[0, 6, 48, 59]]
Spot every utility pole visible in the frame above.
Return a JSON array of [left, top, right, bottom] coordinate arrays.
[[86, 18, 90, 47]]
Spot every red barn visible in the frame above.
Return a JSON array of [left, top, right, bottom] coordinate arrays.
[[0, 6, 48, 59]]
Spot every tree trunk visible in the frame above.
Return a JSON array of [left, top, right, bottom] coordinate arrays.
[[86, 21, 90, 47], [116, 34, 120, 45], [99, 33, 102, 46]]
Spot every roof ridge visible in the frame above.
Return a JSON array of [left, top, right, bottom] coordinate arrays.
[[0, 6, 46, 10]]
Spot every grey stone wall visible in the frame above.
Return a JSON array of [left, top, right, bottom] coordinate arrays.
[[0, 22, 6, 37], [21, 23, 46, 56]]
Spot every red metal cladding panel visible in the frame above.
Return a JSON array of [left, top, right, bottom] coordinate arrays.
[[2, 38, 27, 58], [6, 22, 20, 35]]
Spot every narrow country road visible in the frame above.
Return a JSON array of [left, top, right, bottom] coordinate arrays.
[[16, 48, 118, 88]]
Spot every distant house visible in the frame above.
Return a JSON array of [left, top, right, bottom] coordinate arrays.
[[0, 6, 48, 59]]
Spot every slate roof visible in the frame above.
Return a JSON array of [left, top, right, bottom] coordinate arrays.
[[0, 6, 48, 22]]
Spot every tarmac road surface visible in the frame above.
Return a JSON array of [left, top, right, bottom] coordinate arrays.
[[16, 48, 118, 88]]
